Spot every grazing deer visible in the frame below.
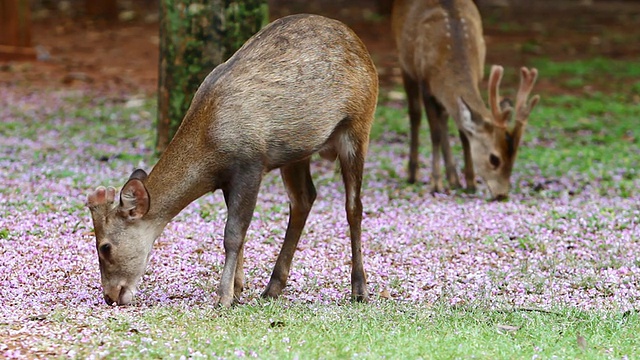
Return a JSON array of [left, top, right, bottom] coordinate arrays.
[[86, 14, 378, 307], [391, 0, 539, 199]]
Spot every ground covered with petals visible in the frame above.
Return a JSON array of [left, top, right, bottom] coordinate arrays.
[[1, 81, 639, 357]]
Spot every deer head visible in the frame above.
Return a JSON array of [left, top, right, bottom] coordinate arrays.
[[86, 169, 155, 305], [458, 65, 540, 199]]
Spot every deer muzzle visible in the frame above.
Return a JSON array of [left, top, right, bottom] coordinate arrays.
[[103, 285, 134, 306], [485, 178, 511, 201]]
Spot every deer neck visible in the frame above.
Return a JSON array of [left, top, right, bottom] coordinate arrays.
[[143, 120, 218, 225], [433, 76, 487, 122]]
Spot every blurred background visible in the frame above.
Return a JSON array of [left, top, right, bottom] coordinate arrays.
[[1, 0, 639, 96]]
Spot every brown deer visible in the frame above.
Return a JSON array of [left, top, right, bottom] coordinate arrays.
[[391, 0, 539, 199], [86, 14, 378, 307]]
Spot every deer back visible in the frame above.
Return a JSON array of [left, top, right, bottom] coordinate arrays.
[[392, 0, 485, 110], [170, 14, 379, 172]]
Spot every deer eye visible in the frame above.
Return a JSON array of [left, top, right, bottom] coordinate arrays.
[[489, 154, 501, 169], [99, 243, 112, 255]]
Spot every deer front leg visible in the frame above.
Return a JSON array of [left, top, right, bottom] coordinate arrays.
[[437, 108, 461, 190], [217, 175, 261, 307], [263, 158, 316, 299], [223, 189, 247, 301], [423, 93, 446, 193], [401, 71, 422, 184], [458, 130, 476, 193], [234, 246, 244, 301]]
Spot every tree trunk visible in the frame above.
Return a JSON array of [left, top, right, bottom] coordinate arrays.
[[157, 0, 268, 154]]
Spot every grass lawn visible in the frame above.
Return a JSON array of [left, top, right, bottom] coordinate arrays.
[[46, 302, 640, 359], [1, 56, 639, 358]]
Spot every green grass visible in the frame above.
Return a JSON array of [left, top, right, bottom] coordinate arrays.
[[56, 302, 639, 359], [4, 93, 158, 152], [531, 57, 640, 82], [528, 57, 640, 95], [371, 105, 409, 141], [518, 90, 638, 197]]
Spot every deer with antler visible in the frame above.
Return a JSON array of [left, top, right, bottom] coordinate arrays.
[[392, 0, 540, 199]]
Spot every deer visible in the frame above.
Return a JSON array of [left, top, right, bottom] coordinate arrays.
[[86, 14, 378, 308], [391, 0, 540, 199]]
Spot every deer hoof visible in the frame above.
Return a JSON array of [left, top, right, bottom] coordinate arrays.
[[261, 282, 284, 299], [216, 295, 235, 308], [351, 293, 369, 303]]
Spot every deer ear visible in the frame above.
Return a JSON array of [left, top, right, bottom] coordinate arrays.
[[457, 97, 482, 135], [128, 168, 148, 181], [119, 176, 150, 221]]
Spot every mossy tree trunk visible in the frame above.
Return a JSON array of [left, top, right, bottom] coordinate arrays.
[[157, 0, 268, 154]]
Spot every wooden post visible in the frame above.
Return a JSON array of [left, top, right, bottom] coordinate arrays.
[[85, 0, 118, 20], [0, 0, 36, 61], [156, 0, 268, 154], [378, 0, 393, 15]]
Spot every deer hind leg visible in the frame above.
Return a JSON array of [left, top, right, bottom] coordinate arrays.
[[262, 158, 316, 299], [401, 70, 422, 184], [337, 127, 369, 302], [217, 171, 262, 307], [459, 130, 476, 193]]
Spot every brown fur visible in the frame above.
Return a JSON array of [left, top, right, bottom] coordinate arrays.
[[87, 14, 378, 307], [392, 0, 539, 198]]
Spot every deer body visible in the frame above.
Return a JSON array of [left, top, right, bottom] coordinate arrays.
[[87, 14, 378, 307], [392, 0, 539, 198]]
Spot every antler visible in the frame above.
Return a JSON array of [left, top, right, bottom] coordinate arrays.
[[87, 186, 116, 208], [512, 67, 540, 150], [515, 67, 540, 123], [87, 186, 117, 218], [488, 65, 512, 128]]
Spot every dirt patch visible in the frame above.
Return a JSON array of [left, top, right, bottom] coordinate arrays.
[[1, 1, 639, 95]]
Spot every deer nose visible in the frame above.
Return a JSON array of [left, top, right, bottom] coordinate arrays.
[[103, 286, 132, 306], [104, 292, 116, 305], [103, 285, 121, 305]]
